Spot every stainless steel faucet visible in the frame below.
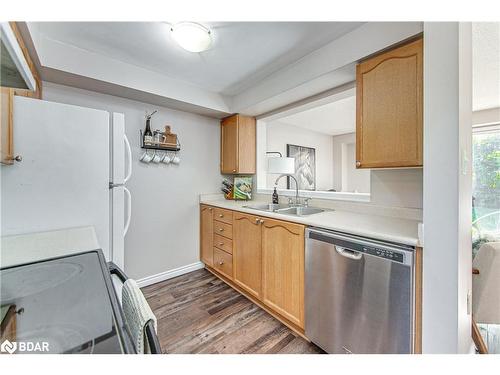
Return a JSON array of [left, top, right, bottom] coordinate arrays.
[[275, 174, 299, 206]]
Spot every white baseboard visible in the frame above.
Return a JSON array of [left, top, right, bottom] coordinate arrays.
[[136, 261, 205, 288]]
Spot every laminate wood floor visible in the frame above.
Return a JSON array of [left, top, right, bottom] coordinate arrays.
[[142, 268, 324, 354]]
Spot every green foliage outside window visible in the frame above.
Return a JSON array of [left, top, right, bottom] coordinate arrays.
[[472, 130, 500, 257]]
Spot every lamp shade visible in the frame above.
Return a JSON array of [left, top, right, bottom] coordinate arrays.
[[268, 157, 295, 174]]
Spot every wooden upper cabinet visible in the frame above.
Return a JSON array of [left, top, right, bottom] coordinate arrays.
[[220, 114, 256, 174], [261, 218, 305, 328], [200, 205, 214, 267], [0, 88, 14, 164], [1, 22, 42, 165], [221, 115, 238, 173], [356, 37, 423, 168], [232, 212, 262, 298]]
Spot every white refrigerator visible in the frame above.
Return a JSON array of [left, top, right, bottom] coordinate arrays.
[[1, 96, 132, 269]]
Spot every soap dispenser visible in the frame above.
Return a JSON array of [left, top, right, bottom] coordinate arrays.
[[272, 186, 279, 204]]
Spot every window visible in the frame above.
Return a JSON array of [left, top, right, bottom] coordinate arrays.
[[472, 124, 500, 256], [472, 123, 500, 353]]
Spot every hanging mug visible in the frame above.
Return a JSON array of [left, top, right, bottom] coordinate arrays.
[[140, 150, 153, 163], [171, 154, 181, 165], [161, 152, 172, 164], [152, 151, 162, 164]]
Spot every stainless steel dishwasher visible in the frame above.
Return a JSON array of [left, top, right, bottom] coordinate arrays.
[[305, 227, 416, 354]]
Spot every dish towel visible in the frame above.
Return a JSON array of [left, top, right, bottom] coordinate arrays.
[[122, 278, 158, 354]]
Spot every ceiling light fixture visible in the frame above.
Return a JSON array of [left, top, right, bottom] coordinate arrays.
[[170, 22, 212, 53]]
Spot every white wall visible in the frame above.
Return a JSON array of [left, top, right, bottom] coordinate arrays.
[[343, 143, 368, 193], [332, 132, 370, 193], [423, 22, 473, 353], [370, 169, 423, 209], [42, 82, 221, 280], [266, 121, 334, 191]]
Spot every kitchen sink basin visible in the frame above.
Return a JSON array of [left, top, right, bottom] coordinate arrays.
[[244, 203, 289, 212], [275, 206, 325, 216], [244, 203, 326, 216]]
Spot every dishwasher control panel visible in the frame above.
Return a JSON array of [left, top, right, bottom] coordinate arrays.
[[363, 246, 404, 263]]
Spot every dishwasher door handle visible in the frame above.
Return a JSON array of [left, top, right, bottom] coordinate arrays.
[[334, 245, 363, 260]]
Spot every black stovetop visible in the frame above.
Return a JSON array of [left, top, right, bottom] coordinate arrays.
[[0, 250, 134, 354]]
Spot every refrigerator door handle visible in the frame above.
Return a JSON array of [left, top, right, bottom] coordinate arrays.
[[124, 134, 132, 183], [124, 186, 132, 236]]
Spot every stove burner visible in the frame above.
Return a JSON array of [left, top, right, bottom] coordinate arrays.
[[1, 262, 84, 301]]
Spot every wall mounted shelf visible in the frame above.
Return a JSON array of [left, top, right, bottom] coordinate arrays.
[[140, 130, 181, 152]]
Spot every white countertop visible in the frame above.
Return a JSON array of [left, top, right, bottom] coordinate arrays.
[[200, 196, 422, 247], [1, 226, 100, 268]]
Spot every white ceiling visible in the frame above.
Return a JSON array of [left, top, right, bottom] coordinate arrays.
[[473, 22, 500, 111], [32, 22, 363, 96], [275, 95, 356, 136]]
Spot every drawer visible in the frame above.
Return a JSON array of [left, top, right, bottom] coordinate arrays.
[[213, 233, 233, 254], [213, 248, 233, 279], [213, 220, 233, 239], [213, 208, 233, 225]]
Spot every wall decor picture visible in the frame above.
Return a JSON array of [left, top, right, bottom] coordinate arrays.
[[287, 144, 316, 191], [233, 176, 253, 200]]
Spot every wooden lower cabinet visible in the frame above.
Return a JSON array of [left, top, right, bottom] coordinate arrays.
[[213, 233, 232, 254], [200, 205, 214, 267], [261, 218, 305, 328], [213, 220, 233, 239], [233, 212, 262, 299], [213, 207, 233, 225], [201, 205, 306, 333], [213, 248, 233, 279]]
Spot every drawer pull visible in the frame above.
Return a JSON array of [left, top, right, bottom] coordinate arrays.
[[218, 228, 224, 232], [219, 242, 224, 246], [219, 261, 224, 265], [219, 214, 224, 218]]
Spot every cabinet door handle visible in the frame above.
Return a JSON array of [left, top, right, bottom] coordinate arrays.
[[208, 208, 213, 211], [356, 161, 361, 167], [259, 219, 265, 224], [219, 214, 223, 218], [219, 242, 224, 246], [255, 218, 260, 224], [232, 169, 236, 173], [219, 261, 224, 265]]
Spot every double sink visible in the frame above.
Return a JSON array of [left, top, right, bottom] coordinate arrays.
[[244, 203, 326, 217]]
